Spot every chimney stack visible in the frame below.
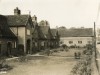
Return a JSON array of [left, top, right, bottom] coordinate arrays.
[[14, 7, 21, 15], [32, 15, 37, 22]]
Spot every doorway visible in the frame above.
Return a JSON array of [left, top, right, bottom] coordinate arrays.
[[26, 39, 31, 54], [0, 44, 1, 55], [7, 42, 12, 56]]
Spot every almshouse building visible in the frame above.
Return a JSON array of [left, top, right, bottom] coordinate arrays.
[[38, 20, 53, 49], [58, 27, 94, 48], [0, 7, 60, 55], [0, 15, 17, 56], [50, 29, 60, 48], [32, 16, 46, 52], [6, 7, 33, 54]]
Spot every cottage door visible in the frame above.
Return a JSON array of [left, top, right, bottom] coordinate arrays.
[[7, 42, 12, 56], [26, 39, 30, 54]]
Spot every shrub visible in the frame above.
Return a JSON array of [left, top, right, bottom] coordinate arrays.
[[53, 49, 58, 52], [70, 45, 76, 48], [86, 44, 93, 50], [61, 44, 67, 49]]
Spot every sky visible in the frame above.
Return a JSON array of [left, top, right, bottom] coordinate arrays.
[[0, 0, 100, 28]]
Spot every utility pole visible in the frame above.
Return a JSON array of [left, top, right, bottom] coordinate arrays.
[[94, 22, 97, 59], [16, 26, 19, 51]]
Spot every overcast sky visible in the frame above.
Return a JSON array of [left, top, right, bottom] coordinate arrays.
[[0, 0, 100, 28]]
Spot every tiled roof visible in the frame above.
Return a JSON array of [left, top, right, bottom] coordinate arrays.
[[32, 25, 46, 40], [37, 26, 46, 40], [51, 29, 57, 37], [32, 27, 39, 39], [58, 28, 93, 37], [39, 26, 49, 34], [38, 26, 52, 39], [6, 15, 30, 26], [0, 15, 17, 39]]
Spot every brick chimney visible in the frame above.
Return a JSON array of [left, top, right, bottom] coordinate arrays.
[[32, 15, 37, 22], [14, 7, 21, 15]]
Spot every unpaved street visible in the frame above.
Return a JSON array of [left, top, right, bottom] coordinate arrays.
[[1, 49, 82, 75]]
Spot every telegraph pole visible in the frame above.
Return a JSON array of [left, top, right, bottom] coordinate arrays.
[[94, 22, 97, 59], [16, 26, 19, 51]]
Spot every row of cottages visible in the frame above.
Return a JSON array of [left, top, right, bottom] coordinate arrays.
[[0, 7, 60, 56], [50, 29, 60, 48], [32, 16, 60, 51], [0, 15, 17, 56], [31, 16, 47, 52], [38, 20, 53, 49], [58, 27, 94, 48], [6, 7, 33, 54]]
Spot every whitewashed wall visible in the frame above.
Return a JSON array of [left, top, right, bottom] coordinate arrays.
[[10, 27, 26, 51], [60, 37, 93, 47]]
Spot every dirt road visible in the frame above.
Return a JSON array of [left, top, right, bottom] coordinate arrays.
[[1, 49, 82, 75]]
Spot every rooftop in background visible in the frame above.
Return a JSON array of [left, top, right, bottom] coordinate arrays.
[[39, 26, 50, 35], [58, 27, 94, 37], [6, 15, 30, 27], [38, 25, 54, 39], [51, 29, 58, 36], [5, 7, 31, 27]]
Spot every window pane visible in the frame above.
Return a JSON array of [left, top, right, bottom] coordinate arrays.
[[78, 41, 82, 44], [69, 41, 73, 44]]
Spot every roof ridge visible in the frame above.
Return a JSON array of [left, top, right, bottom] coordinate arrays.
[[58, 28, 93, 37], [25, 15, 30, 26], [5, 14, 29, 16], [6, 14, 30, 26]]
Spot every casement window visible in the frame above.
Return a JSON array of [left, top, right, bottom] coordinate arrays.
[[69, 41, 73, 44], [27, 29, 30, 35], [78, 41, 82, 44], [60, 41, 63, 44], [35, 42, 38, 47], [41, 42, 44, 46], [88, 41, 92, 44], [12, 42, 16, 48]]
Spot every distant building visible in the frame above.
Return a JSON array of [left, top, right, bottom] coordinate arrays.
[[0, 15, 17, 56], [38, 24, 51, 49], [32, 16, 46, 52], [96, 28, 100, 44], [6, 7, 33, 54], [58, 27, 94, 47], [50, 29, 60, 48], [38, 20, 53, 49]]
